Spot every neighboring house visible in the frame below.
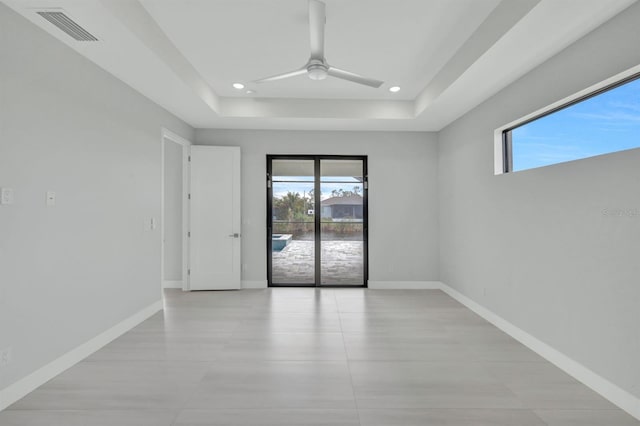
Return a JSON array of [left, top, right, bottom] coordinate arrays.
[[321, 194, 363, 220]]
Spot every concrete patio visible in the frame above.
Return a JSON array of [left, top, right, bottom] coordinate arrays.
[[272, 240, 364, 285]]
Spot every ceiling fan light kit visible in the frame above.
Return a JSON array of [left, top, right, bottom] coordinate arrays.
[[253, 0, 384, 89]]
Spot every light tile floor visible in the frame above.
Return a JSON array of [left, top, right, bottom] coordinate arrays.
[[2, 289, 638, 425]]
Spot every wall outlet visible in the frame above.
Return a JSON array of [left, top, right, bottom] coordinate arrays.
[[0, 347, 12, 367], [46, 191, 56, 206], [1, 188, 14, 205]]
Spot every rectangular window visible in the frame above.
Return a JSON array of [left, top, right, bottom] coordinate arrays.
[[503, 73, 640, 172]]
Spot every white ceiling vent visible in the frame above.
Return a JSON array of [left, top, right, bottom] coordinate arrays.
[[36, 11, 98, 41]]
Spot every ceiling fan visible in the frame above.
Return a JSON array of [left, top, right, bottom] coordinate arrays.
[[253, 0, 384, 88]]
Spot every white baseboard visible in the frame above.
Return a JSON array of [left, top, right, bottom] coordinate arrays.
[[438, 281, 640, 421], [241, 280, 268, 289], [162, 280, 183, 289], [367, 280, 441, 289], [0, 300, 163, 412]]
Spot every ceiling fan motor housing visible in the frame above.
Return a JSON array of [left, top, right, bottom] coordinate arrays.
[[307, 60, 328, 80]]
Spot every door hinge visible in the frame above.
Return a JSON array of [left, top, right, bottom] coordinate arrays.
[[188, 193, 191, 200], [187, 231, 191, 238], [267, 173, 272, 189], [187, 269, 191, 276], [188, 155, 191, 162]]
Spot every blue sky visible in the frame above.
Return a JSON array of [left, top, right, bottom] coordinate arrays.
[[512, 77, 640, 171]]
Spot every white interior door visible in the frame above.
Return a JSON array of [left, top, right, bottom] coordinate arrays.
[[189, 146, 241, 290]]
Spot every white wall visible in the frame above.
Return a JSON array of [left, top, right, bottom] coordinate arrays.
[[195, 129, 439, 286], [163, 139, 183, 283], [0, 3, 193, 392], [438, 2, 640, 401]]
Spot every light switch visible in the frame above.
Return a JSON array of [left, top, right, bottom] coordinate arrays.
[[1, 188, 14, 205], [46, 191, 56, 206], [144, 218, 157, 231]]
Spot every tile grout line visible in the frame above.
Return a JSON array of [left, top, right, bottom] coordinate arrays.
[[334, 290, 363, 426]]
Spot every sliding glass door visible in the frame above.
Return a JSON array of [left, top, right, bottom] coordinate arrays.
[[267, 155, 368, 287], [320, 159, 366, 285], [268, 159, 316, 284]]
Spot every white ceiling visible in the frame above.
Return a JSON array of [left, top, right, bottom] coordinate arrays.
[[140, 0, 500, 101], [3, 0, 636, 131]]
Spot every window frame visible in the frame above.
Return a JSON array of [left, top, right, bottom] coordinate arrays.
[[496, 67, 640, 174]]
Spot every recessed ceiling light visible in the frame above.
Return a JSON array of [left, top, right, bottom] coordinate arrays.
[[232, 83, 245, 90], [389, 86, 401, 93]]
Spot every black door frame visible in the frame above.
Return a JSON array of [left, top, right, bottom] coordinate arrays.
[[266, 154, 368, 288]]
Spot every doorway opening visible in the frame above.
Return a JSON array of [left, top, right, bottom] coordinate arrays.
[[161, 129, 191, 292], [267, 155, 368, 287]]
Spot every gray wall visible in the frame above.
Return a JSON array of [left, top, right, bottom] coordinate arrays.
[[163, 139, 183, 282], [195, 130, 439, 285], [438, 2, 640, 399], [0, 3, 193, 391]]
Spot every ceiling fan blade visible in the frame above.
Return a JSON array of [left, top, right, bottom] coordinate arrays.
[[253, 68, 307, 84], [327, 67, 384, 88], [309, 0, 326, 59]]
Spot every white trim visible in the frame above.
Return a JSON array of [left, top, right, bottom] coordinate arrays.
[[162, 280, 183, 289], [493, 128, 505, 175], [0, 300, 162, 412], [160, 128, 192, 292], [241, 280, 268, 289], [161, 128, 192, 147], [438, 281, 640, 421], [367, 280, 441, 290], [182, 140, 191, 291], [494, 63, 640, 175]]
